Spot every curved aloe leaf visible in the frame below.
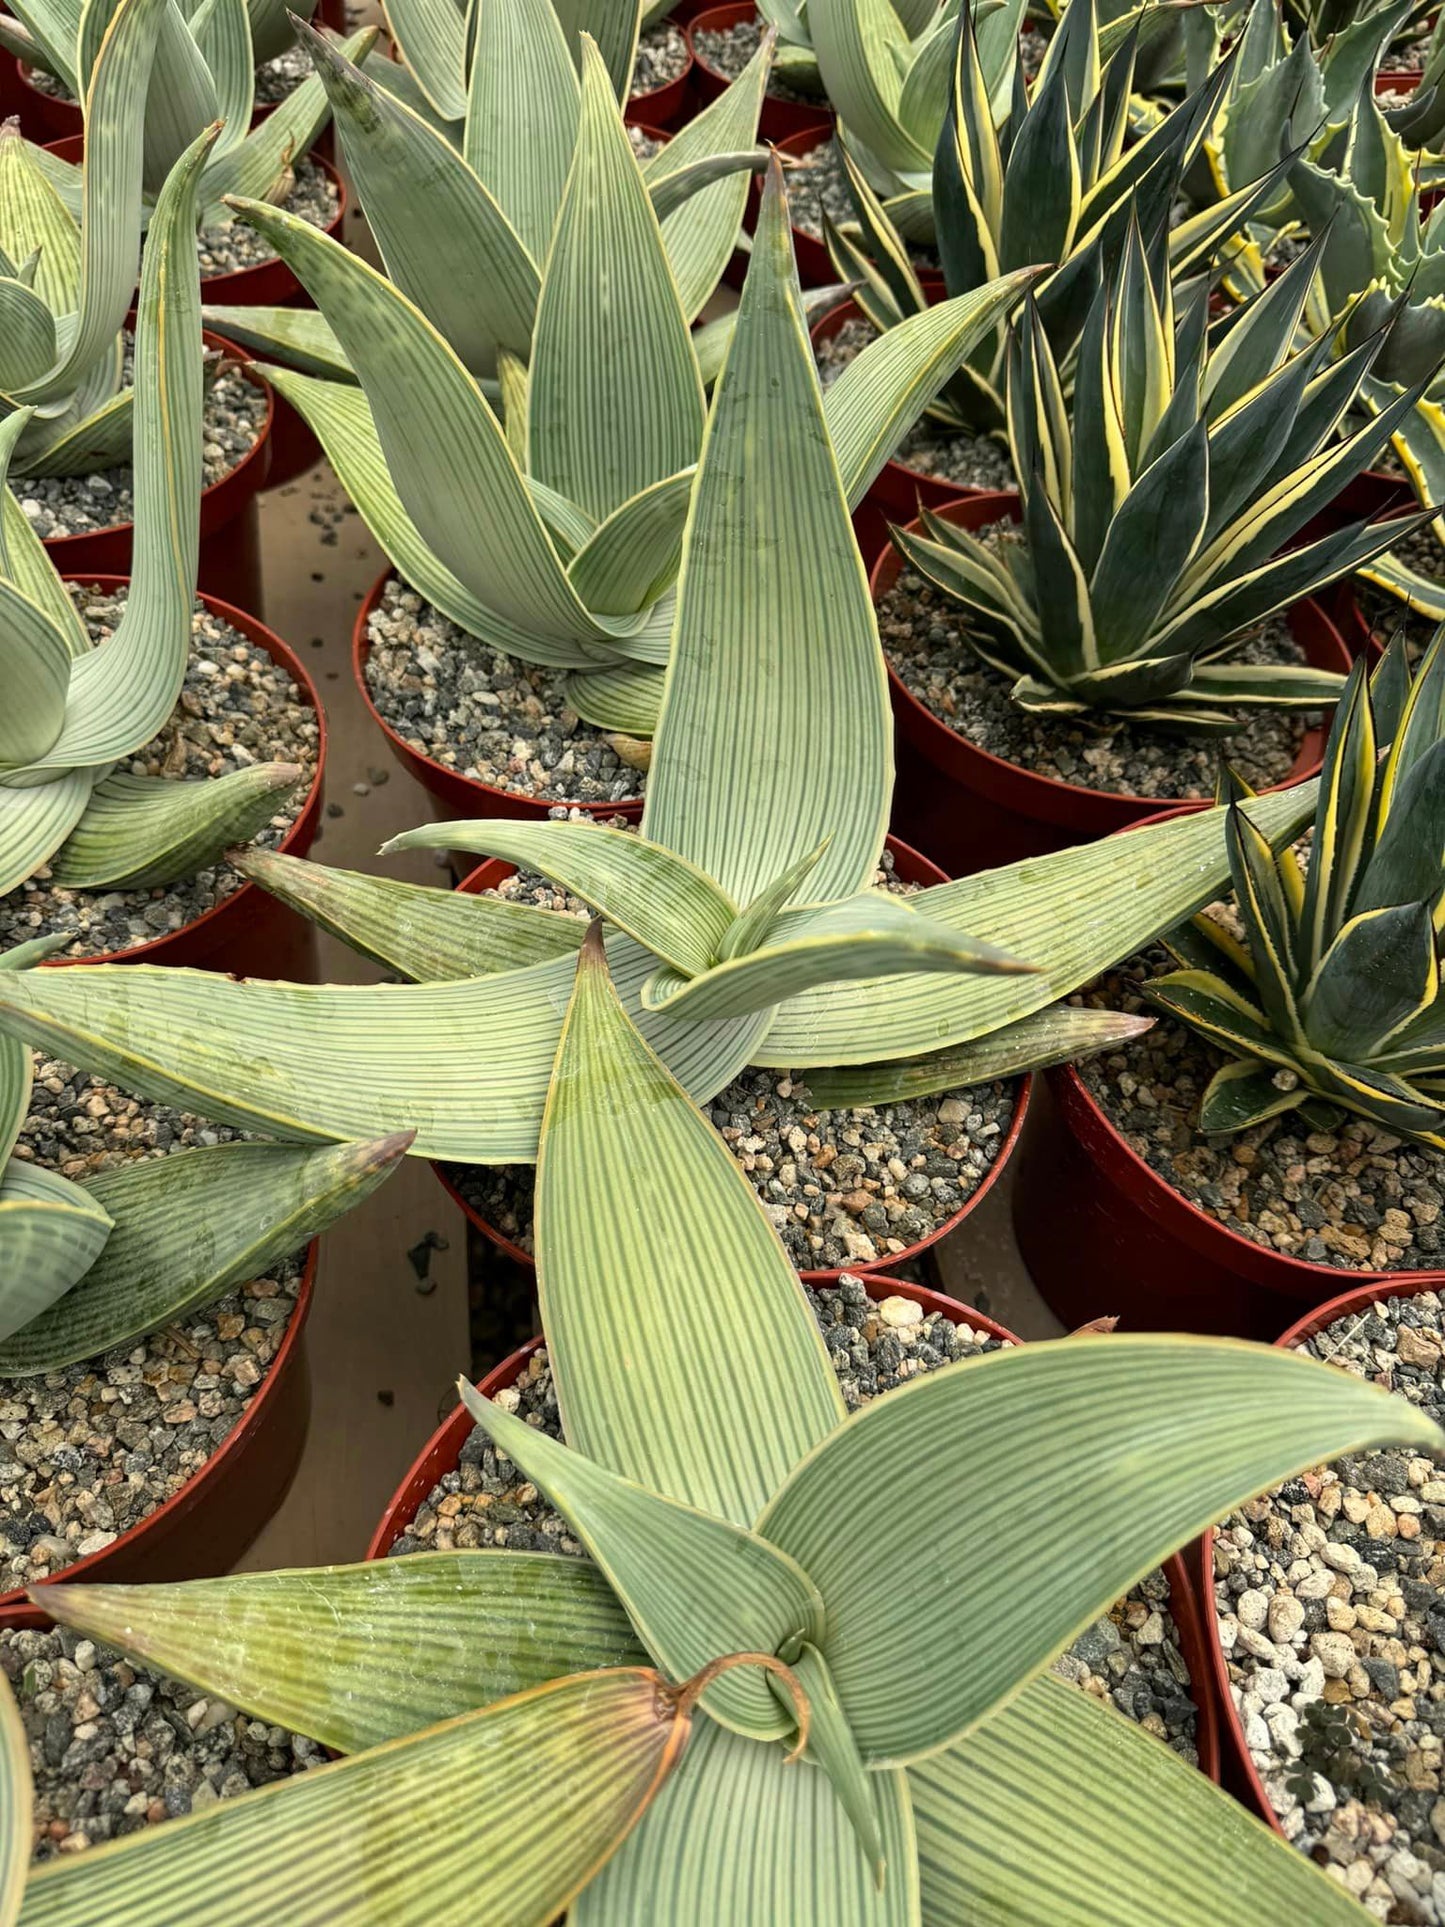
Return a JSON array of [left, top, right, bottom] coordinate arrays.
[[0, 1160, 113, 1343], [464, 0, 578, 260], [0, 583, 71, 765], [0, 1672, 27, 1927], [380, 0, 467, 120], [0, 773, 95, 901], [50, 765, 302, 890], [198, 305, 353, 380]]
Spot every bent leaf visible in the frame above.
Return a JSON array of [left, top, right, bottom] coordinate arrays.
[[50, 766, 303, 890], [0, 1162, 112, 1344]]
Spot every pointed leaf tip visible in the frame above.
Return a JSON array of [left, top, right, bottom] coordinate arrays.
[[580, 917, 608, 963]]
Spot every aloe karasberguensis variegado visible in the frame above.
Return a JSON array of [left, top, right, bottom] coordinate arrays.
[[0, 912, 1432, 1924]]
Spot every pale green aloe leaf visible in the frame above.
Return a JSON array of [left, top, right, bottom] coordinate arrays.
[[0, 494, 89, 658], [22, 387, 134, 478], [718, 839, 829, 960], [0, 583, 71, 766], [535, 924, 844, 1527], [0, 1161, 113, 1343], [201, 25, 378, 211], [576, 1718, 920, 1925], [566, 661, 669, 733], [778, 1642, 887, 1888], [33, 1553, 646, 1753], [760, 1333, 1443, 1766], [380, 821, 736, 977], [0, 1670, 28, 1927], [642, 158, 891, 908], [458, 1378, 825, 1743], [0, 1133, 410, 1374], [0, 276, 57, 386], [912, 1671, 1371, 1926], [527, 39, 704, 525], [0, 125, 79, 315], [0, 939, 54, 1168], [297, 21, 538, 378], [804, 1006, 1156, 1107], [381, 0, 466, 118], [191, 0, 255, 160], [231, 848, 586, 980], [551, 0, 640, 98], [49, 765, 303, 890], [0, 773, 95, 899], [16, 1667, 697, 1927], [3, 0, 76, 88], [567, 469, 695, 617], [198, 305, 354, 380], [464, 0, 579, 261], [754, 781, 1320, 1066], [808, 0, 928, 178], [77, 0, 217, 198]]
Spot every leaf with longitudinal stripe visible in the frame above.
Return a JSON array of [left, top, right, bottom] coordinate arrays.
[[760, 1334, 1440, 1764], [465, 0, 578, 261], [382, 0, 466, 118], [34, 1553, 645, 1752], [0, 774, 94, 900], [0, 1133, 410, 1373], [0, 1161, 113, 1343], [551, 0, 639, 98], [16, 1667, 699, 1927], [50, 766, 302, 890], [0, 1669, 27, 1927], [807, 0, 927, 179], [200, 305, 353, 380], [911, 1671, 1372, 1926], [642, 156, 891, 908], [566, 470, 694, 618], [0, 582, 70, 765], [190, 0, 255, 159], [0, 939, 61, 1167]]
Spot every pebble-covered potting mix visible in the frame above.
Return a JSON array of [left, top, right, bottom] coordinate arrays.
[[1214, 1291, 1445, 1919], [196, 155, 339, 275], [0, 1059, 303, 1594], [0, 589, 317, 959], [691, 13, 822, 103], [390, 1278, 1202, 1764], [629, 20, 689, 100]]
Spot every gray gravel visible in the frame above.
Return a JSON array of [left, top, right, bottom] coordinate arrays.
[[0, 588, 316, 960], [783, 136, 850, 241], [880, 565, 1315, 798], [1357, 514, 1445, 661], [1214, 1289, 1445, 1917], [389, 1276, 1199, 1759], [17, 345, 267, 537], [1076, 944, 1445, 1270], [3, 1621, 323, 1860], [815, 313, 1014, 489], [197, 156, 338, 276], [628, 123, 664, 161], [363, 577, 644, 806], [630, 21, 689, 99], [253, 43, 313, 104], [691, 15, 821, 103], [0, 1064, 302, 1592]]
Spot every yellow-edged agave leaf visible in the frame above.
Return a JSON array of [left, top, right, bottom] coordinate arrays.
[[382, 820, 736, 977], [538, 925, 844, 1525], [0, 1134, 411, 1374], [16, 1666, 699, 1927], [754, 779, 1319, 1066], [576, 1717, 920, 1925], [0, 1163, 112, 1344], [49, 765, 303, 890], [232, 849, 586, 981], [34, 1553, 646, 1753], [459, 1380, 824, 1742], [465, 0, 579, 261], [642, 156, 891, 910], [382, 0, 468, 119], [911, 1672, 1369, 1925], [759, 1333, 1443, 1765], [0, 1672, 27, 1927]]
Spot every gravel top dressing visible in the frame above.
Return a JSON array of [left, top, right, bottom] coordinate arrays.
[[1356, 517, 1445, 660], [253, 43, 312, 103], [628, 123, 664, 161], [630, 20, 689, 96], [364, 577, 645, 806], [1076, 944, 1445, 1271], [3, 1622, 324, 1860], [17, 343, 267, 541], [197, 156, 338, 275], [782, 136, 850, 240], [815, 314, 1016, 490], [880, 564, 1315, 798], [390, 1276, 1201, 1763], [691, 15, 821, 102], [1214, 1290, 1445, 1919], [0, 1062, 302, 1593], [0, 587, 317, 960]]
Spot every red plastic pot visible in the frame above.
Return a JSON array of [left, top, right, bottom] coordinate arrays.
[[626, 23, 694, 129], [16, 61, 75, 139], [0, 1243, 314, 1608], [876, 491, 1351, 877], [351, 569, 646, 825], [36, 327, 274, 614], [364, 1271, 1220, 1782], [437, 835, 1033, 1281], [743, 122, 835, 288], [37, 576, 326, 979], [688, 2, 832, 141]]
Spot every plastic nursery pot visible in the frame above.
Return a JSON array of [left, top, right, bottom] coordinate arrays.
[[37, 575, 326, 979], [626, 20, 695, 129], [743, 122, 835, 289], [876, 490, 1351, 879], [363, 1272, 1220, 1785], [0, 1244, 314, 1608], [16, 61, 77, 140], [351, 569, 647, 827], [35, 324, 274, 614], [437, 834, 1034, 1283], [687, 2, 833, 141]]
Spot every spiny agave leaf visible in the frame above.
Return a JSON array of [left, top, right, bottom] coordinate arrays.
[[0, 1161, 113, 1344], [232, 848, 585, 981], [0, 1670, 27, 1927], [49, 765, 303, 890], [0, 772, 95, 900], [381, 820, 736, 977], [16, 1666, 699, 1927], [0, 582, 71, 765], [465, 0, 579, 261], [760, 1333, 1442, 1764], [199, 304, 354, 380], [34, 1552, 645, 1753], [912, 1671, 1373, 1926], [804, 1005, 1155, 1108], [536, 924, 843, 1527], [459, 1379, 825, 1744], [0, 1133, 411, 1374], [643, 157, 891, 909], [1198, 1059, 1306, 1135]]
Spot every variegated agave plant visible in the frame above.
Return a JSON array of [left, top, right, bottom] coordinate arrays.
[[891, 216, 1436, 730], [0, 126, 303, 904], [1, 919, 1432, 1926], [0, 152, 1331, 1176], [1148, 633, 1445, 1144]]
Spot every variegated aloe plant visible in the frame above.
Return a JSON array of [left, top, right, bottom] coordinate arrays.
[[0, 152, 1334, 1168], [2, 919, 1431, 1924], [1148, 633, 1445, 1142], [0, 124, 303, 905]]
